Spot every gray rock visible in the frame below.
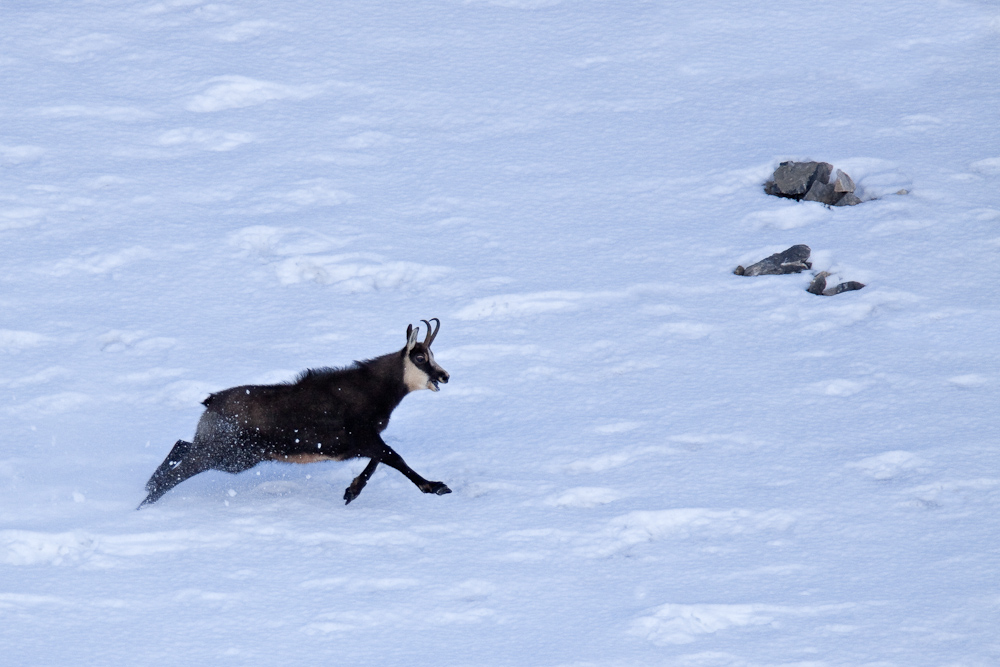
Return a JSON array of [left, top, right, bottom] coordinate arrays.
[[806, 271, 865, 296], [832, 169, 855, 193], [832, 192, 862, 206], [765, 161, 834, 200], [735, 244, 812, 276], [803, 180, 844, 206], [764, 161, 864, 205], [813, 162, 833, 187]]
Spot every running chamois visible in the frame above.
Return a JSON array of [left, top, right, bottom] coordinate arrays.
[[139, 319, 452, 508]]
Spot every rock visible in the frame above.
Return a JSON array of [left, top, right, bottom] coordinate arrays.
[[813, 162, 833, 187], [832, 169, 855, 193], [807, 271, 865, 296], [764, 161, 863, 205], [803, 179, 844, 206], [829, 280, 865, 295], [767, 161, 834, 199], [735, 244, 812, 276], [806, 272, 829, 295], [832, 192, 862, 206]]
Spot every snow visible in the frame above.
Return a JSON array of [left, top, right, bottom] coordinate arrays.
[[2, 0, 999, 664]]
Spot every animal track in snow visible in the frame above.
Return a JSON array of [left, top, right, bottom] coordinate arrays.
[[0, 207, 45, 231], [810, 378, 868, 397], [0, 530, 97, 566], [454, 290, 594, 320], [848, 451, 929, 480], [454, 284, 674, 321], [5, 392, 91, 416], [49, 33, 118, 62], [948, 374, 988, 388], [971, 157, 1000, 175], [898, 478, 1000, 509], [745, 205, 830, 231], [651, 321, 714, 339], [593, 421, 642, 434], [1, 366, 70, 388], [157, 127, 254, 152], [98, 330, 176, 354], [230, 225, 448, 293], [0, 528, 241, 567], [564, 446, 668, 474], [274, 253, 448, 292], [37, 105, 154, 121], [629, 602, 852, 645], [299, 577, 420, 592], [0, 329, 50, 354], [186, 76, 323, 113], [48, 246, 152, 276], [544, 487, 622, 508], [214, 20, 283, 42], [582, 508, 796, 557], [0, 144, 44, 164]]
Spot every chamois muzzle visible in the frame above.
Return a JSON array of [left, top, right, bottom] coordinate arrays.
[[429, 368, 450, 391]]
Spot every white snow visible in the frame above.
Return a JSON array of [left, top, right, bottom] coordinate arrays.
[[3, 0, 999, 664]]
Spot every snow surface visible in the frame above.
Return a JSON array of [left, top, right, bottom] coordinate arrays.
[[2, 0, 999, 664]]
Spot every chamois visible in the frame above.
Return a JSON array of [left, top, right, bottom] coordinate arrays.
[[139, 319, 451, 508]]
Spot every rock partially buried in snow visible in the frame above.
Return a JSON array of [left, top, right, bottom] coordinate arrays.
[[832, 169, 855, 193], [734, 244, 812, 276], [806, 271, 865, 296], [765, 161, 832, 198], [833, 192, 863, 206], [764, 161, 861, 206], [735, 246, 866, 296]]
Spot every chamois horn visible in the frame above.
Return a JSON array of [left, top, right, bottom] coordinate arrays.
[[421, 318, 440, 347]]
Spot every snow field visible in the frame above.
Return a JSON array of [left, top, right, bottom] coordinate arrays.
[[2, 0, 1000, 664]]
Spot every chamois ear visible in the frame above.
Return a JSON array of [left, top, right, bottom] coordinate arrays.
[[405, 324, 419, 351]]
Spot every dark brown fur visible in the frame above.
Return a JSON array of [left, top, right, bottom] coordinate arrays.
[[139, 322, 451, 508]]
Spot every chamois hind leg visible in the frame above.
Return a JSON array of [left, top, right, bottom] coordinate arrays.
[[375, 441, 451, 497], [138, 440, 213, 508], [144, 440, 191, 492]]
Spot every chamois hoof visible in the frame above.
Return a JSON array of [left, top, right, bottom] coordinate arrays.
[[343, 487, 362, 505], [424, 482, 451, 496]]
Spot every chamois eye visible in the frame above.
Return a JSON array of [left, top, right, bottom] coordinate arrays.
[[414, 354, 426, 364]]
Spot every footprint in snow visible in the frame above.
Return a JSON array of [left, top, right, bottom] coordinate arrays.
[[847, 451, 929, 481], [544, 487, 622, 508]]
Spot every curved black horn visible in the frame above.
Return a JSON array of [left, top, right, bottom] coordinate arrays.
[[420, 318, 440, 347]]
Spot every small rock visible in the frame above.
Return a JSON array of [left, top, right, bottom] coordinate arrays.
[[896, 189, 909, 195], [829, 280, 865, 295], [832, 169, 855, 193], [736, 244, 812, 276], [807, 271, 865, 296], [806, 272, 829, 295], [832, 192, 862, 206]]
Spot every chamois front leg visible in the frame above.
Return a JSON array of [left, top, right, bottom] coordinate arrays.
[[376, 441, 451, 497], [344, 458, 380, 505], [344, 433, 450, 503]]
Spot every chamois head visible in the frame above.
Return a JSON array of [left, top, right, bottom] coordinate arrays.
[[403, 318, 450, 392]]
